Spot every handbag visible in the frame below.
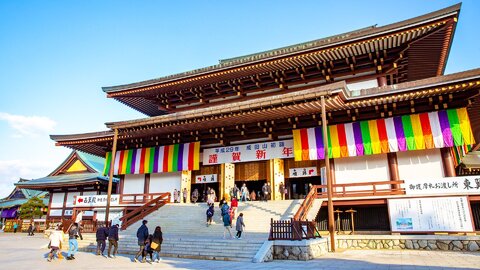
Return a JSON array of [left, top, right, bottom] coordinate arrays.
[[151, 241, 159, 250]]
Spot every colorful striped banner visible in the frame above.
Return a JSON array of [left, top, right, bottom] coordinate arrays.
[[103, 142, 200, 175], [293, 108, 475, 161]]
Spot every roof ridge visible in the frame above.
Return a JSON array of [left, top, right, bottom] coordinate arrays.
[[102, 3, 461, 94]]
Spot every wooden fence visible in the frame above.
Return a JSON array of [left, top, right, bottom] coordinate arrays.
[[269, 218, 320, 240]]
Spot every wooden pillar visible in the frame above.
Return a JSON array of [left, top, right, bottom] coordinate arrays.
[[329, 159, 336, 185], [46, 191, 53, 221], [387, 152, 401, 190], [118, 175, 125, 195], [268, 159, 285, 201], [377, 76, 387, 87], [441, 147, 456, 177], [62, 192, 68, 219], [221, 163, 235, 201], [181, 170, 192, 203], [144, 174, 150, 195], [322, 96, 335, 252], [105, 128, 118, 224]]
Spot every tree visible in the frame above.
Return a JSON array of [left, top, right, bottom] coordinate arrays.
[[18, 197, 46, 220]]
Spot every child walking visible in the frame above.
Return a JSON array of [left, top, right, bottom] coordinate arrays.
[[206, 205, 214, 226], [47, 225, 63, 262], [144, 235, 154, 263], [235, 213, 245, 239]]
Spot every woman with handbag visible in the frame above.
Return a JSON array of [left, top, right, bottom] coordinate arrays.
[[151, 226, 163, 263]]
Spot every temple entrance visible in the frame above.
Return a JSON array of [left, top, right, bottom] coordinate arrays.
[[191, 183, 219, 202], [233, 161, 268, 201], [234, 180, 266, 201], [286, 176, 322, 199]]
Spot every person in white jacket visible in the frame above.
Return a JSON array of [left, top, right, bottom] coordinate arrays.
[[47, 226, 63, 262]]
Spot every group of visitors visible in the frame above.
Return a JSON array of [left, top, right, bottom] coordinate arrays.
[[46, 222, 84, 262], [206, 187, 216, 206], [95, 223, 120, 258], [27, 222, 36, 236], [47, 220, 162, 263], [228, 182, 287, 201], [205, 197, 245, 239], [134, 220, 163, 263], [173, 188, 189, 203]]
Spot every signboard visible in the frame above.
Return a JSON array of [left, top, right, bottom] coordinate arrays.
[[404, 175, 480, 195], [203, 140, 294, 165], [388, 196, 473, 232], [74, 195, 120, 207], [289, 167, 318, 178], [194, 174, 218, 184]]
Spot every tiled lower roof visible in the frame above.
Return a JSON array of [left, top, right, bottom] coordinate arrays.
[[15, 172, 118, 189]]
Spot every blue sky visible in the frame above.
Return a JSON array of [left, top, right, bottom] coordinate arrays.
[[0, 0, 479, 197]]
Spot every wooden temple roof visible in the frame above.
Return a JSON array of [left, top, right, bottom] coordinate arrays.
[[14, 173, 116, 191], [102, 4, 460, 116], [14, 151, 118, 190], [51, 68, 480, 157]]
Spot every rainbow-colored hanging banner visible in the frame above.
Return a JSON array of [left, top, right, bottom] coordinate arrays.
[[103, 142, 200, 175], [293, 108, 475, 161], [451, 144, 473, 167]]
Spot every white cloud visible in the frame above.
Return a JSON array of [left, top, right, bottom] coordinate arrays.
[[0, 160, 55, 198], [0, 112, 56, 138]]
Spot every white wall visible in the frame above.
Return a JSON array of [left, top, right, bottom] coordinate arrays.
[[82, 191, 97, 196], [123, 174, 145, 194], [347, 79, 379, 91], [49, 209, 63, 216], [334, 154, 390, 191], [96, 210, 123, 225], [397, 148, 444, 181], [50, 192, 65, 208], [150, 172, 182, 202], [65, 192, 81, 207]]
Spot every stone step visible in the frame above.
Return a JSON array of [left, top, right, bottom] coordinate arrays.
[[81, 245, 259, 256], [80, 247, 254, 262]]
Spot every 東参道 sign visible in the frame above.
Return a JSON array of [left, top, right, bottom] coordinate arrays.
[[203, 140, 294, 165], [404, 176, 480, 195]]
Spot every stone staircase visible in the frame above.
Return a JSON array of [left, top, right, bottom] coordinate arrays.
[[122, 200, 302, 238], [306, 199, 324, 221], [72, 200, 302, 261], [72, 234, 264, 261]]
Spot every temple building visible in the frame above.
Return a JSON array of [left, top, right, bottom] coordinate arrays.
[[15, 151, 120, 228], [49, 4, 480, 233], [0, 179, 49, 231]]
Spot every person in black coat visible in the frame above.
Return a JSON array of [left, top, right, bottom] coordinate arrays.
[[134, 220, 149, 263], [108, 224, 119, 258], [95, 225, 109, 256]]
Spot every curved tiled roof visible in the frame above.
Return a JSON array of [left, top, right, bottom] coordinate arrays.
[[102, 3, 461, 94], [15, 172, 118, 190]]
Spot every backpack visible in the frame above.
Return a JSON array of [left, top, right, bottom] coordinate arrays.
[[206, 208, 214, 218], [221, 204, 229, 216]]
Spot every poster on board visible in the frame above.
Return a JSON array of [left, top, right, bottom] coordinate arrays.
[[388, 196, 473, 232]]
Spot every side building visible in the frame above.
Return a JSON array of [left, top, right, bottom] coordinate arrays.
[[0, 179, 49, 232], [15, 151, 121, 231]]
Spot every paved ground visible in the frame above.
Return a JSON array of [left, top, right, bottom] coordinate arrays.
[[1, 233, 480, 269]]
